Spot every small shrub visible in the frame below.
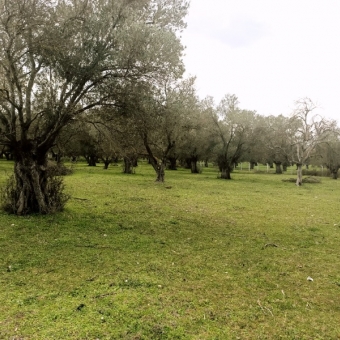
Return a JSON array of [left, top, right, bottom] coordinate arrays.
[[45, 176, 70, 213], [0, 175, 17, 213], [0, 171, 70, 215], [47, 161, 74, 176], [302, 168, 330, 177], [282, 176, 321, 183]]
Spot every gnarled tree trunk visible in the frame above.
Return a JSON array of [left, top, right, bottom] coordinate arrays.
[[5, 148, 68, 215], [217, 154, 233, 180], [220, 167, 232, 179]]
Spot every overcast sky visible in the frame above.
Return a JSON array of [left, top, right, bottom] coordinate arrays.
[[181, 0, 340, 123]]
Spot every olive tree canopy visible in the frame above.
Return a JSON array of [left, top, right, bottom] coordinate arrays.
[[0, 0, 189, 214]]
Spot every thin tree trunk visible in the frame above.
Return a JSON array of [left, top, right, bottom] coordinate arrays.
[[103, 159, 111, 169], [296, 163, 303, 186], [167, 157, 177, 170], [156, 160, 166, 182], [331, 169, 338, 179], [190, 158, 199, 173], [5, 152, 13, 160]]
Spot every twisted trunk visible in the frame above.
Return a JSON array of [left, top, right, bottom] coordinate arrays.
[[14, 158, 48, 215], [2, 139, 69, 215]]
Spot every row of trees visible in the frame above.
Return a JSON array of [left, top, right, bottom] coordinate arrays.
[[51, 94, 339, 184], [0, 0, 339, 215]]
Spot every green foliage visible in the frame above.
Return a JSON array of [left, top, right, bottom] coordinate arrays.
[[0, 0, 188, 214], [0, 160, 340, 339], [46, 161, 74, 177]]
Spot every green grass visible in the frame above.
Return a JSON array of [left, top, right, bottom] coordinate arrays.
[[1, 160, 340, 339]]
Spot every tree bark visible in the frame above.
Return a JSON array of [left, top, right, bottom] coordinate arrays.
[[274, 162, 282, 174], [167, 156, 177, 170], [217, 154, 233, 179], [156, 161, 165, 182], [331, 168, 339, 179], [86, 155, 97, 166], [12, 155, 52, 215], [250, 161, 256, 170], [296, 163, 303, 186], [190, 158, 199, 173], [123, 157, 134, 174], [103, 159, 111, 169], [220, 167, 232, 179]]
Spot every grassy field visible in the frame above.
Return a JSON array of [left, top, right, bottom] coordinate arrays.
[[0, 160, 340, 339]]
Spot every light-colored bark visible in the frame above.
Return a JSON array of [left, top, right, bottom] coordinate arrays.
[[296, 164, 303, 186]]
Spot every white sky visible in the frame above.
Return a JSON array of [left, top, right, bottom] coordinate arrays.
[[181, 0, 340, 123]]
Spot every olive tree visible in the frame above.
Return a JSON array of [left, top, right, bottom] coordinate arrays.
[[118, 77, 196, 182], [178, 96, 218, 173], [314, 129, 340, 179], [211, 94, 257, 179], [260, 115, 292, 174], [0, 0, 188, 214], [287, 98, 335, 185]]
